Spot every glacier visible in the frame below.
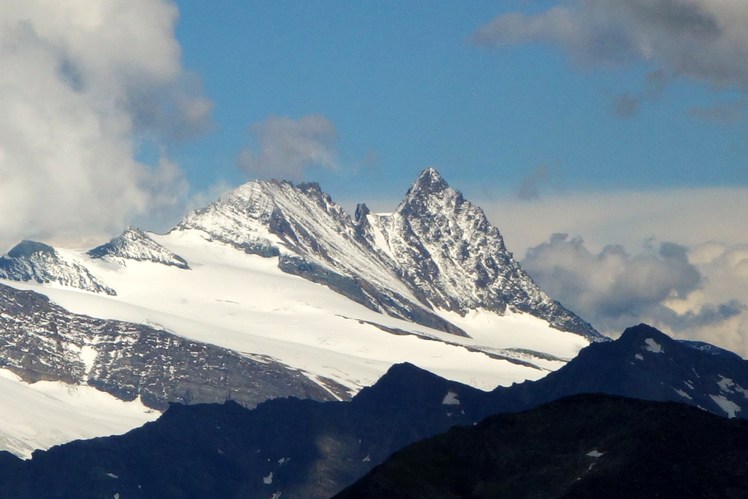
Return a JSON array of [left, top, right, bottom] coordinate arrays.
[[0, 168, 604, 457]]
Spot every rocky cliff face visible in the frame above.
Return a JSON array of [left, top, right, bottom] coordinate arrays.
[[0, 240, 115, 295], [0, 283, 345, 411]]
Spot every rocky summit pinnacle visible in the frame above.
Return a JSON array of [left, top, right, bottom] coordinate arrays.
[[365, 168, 601, 340], [408, 167, 449, 196]]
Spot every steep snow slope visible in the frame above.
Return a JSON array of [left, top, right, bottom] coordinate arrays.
[[22, 229, 588, 394]]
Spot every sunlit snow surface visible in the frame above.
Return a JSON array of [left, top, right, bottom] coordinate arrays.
[[0, 229, 593, 456], [10, 230, 590, 392], [0, 369, 158, 459], [6, 229, 591, 392]]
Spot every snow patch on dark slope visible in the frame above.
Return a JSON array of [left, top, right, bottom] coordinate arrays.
[[88, 227, 189, 269], [0, 240, 115, 295]]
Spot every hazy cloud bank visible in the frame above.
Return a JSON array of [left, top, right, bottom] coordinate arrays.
[[474, 188, 748, 356], [0, 0, 209, 250], [480, 187, 748, 258]]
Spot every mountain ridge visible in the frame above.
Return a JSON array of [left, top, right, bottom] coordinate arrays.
[[0, 324, 744, 497], [335, 393, 748, 499], [0, 168, 599, 340], [173, 168, 600, 340], [0, 168, 603, 458]]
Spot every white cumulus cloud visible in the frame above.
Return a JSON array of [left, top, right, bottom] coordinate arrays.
[[521, 234, 748, 356], [0, 0, 210, 250]]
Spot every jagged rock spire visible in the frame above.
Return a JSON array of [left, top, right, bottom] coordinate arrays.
[[407, 167, 449, 196]]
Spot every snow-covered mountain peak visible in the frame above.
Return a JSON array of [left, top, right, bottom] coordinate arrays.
[[0, 240, 116, 296], [175, 178, 463, 334], [0, 169, 611, 458], [172, 170, 601, 339], [407, 167, 450, 197], [370, 170, 601, 340], [88, 227, 189, 269]]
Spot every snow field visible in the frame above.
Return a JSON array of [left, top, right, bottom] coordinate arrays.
[[0, 369, 158, 459]]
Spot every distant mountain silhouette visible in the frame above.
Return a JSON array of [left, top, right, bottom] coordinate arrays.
[[0, 324, 745, 498]]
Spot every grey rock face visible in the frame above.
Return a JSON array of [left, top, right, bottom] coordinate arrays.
[[0, 283, 346, 410], [0, 240, 116, 295], [88, 227, 190, 269]]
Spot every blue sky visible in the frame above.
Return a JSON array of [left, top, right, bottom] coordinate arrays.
[[1, 1, 747, 352], [170, 1, 747, 204]]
